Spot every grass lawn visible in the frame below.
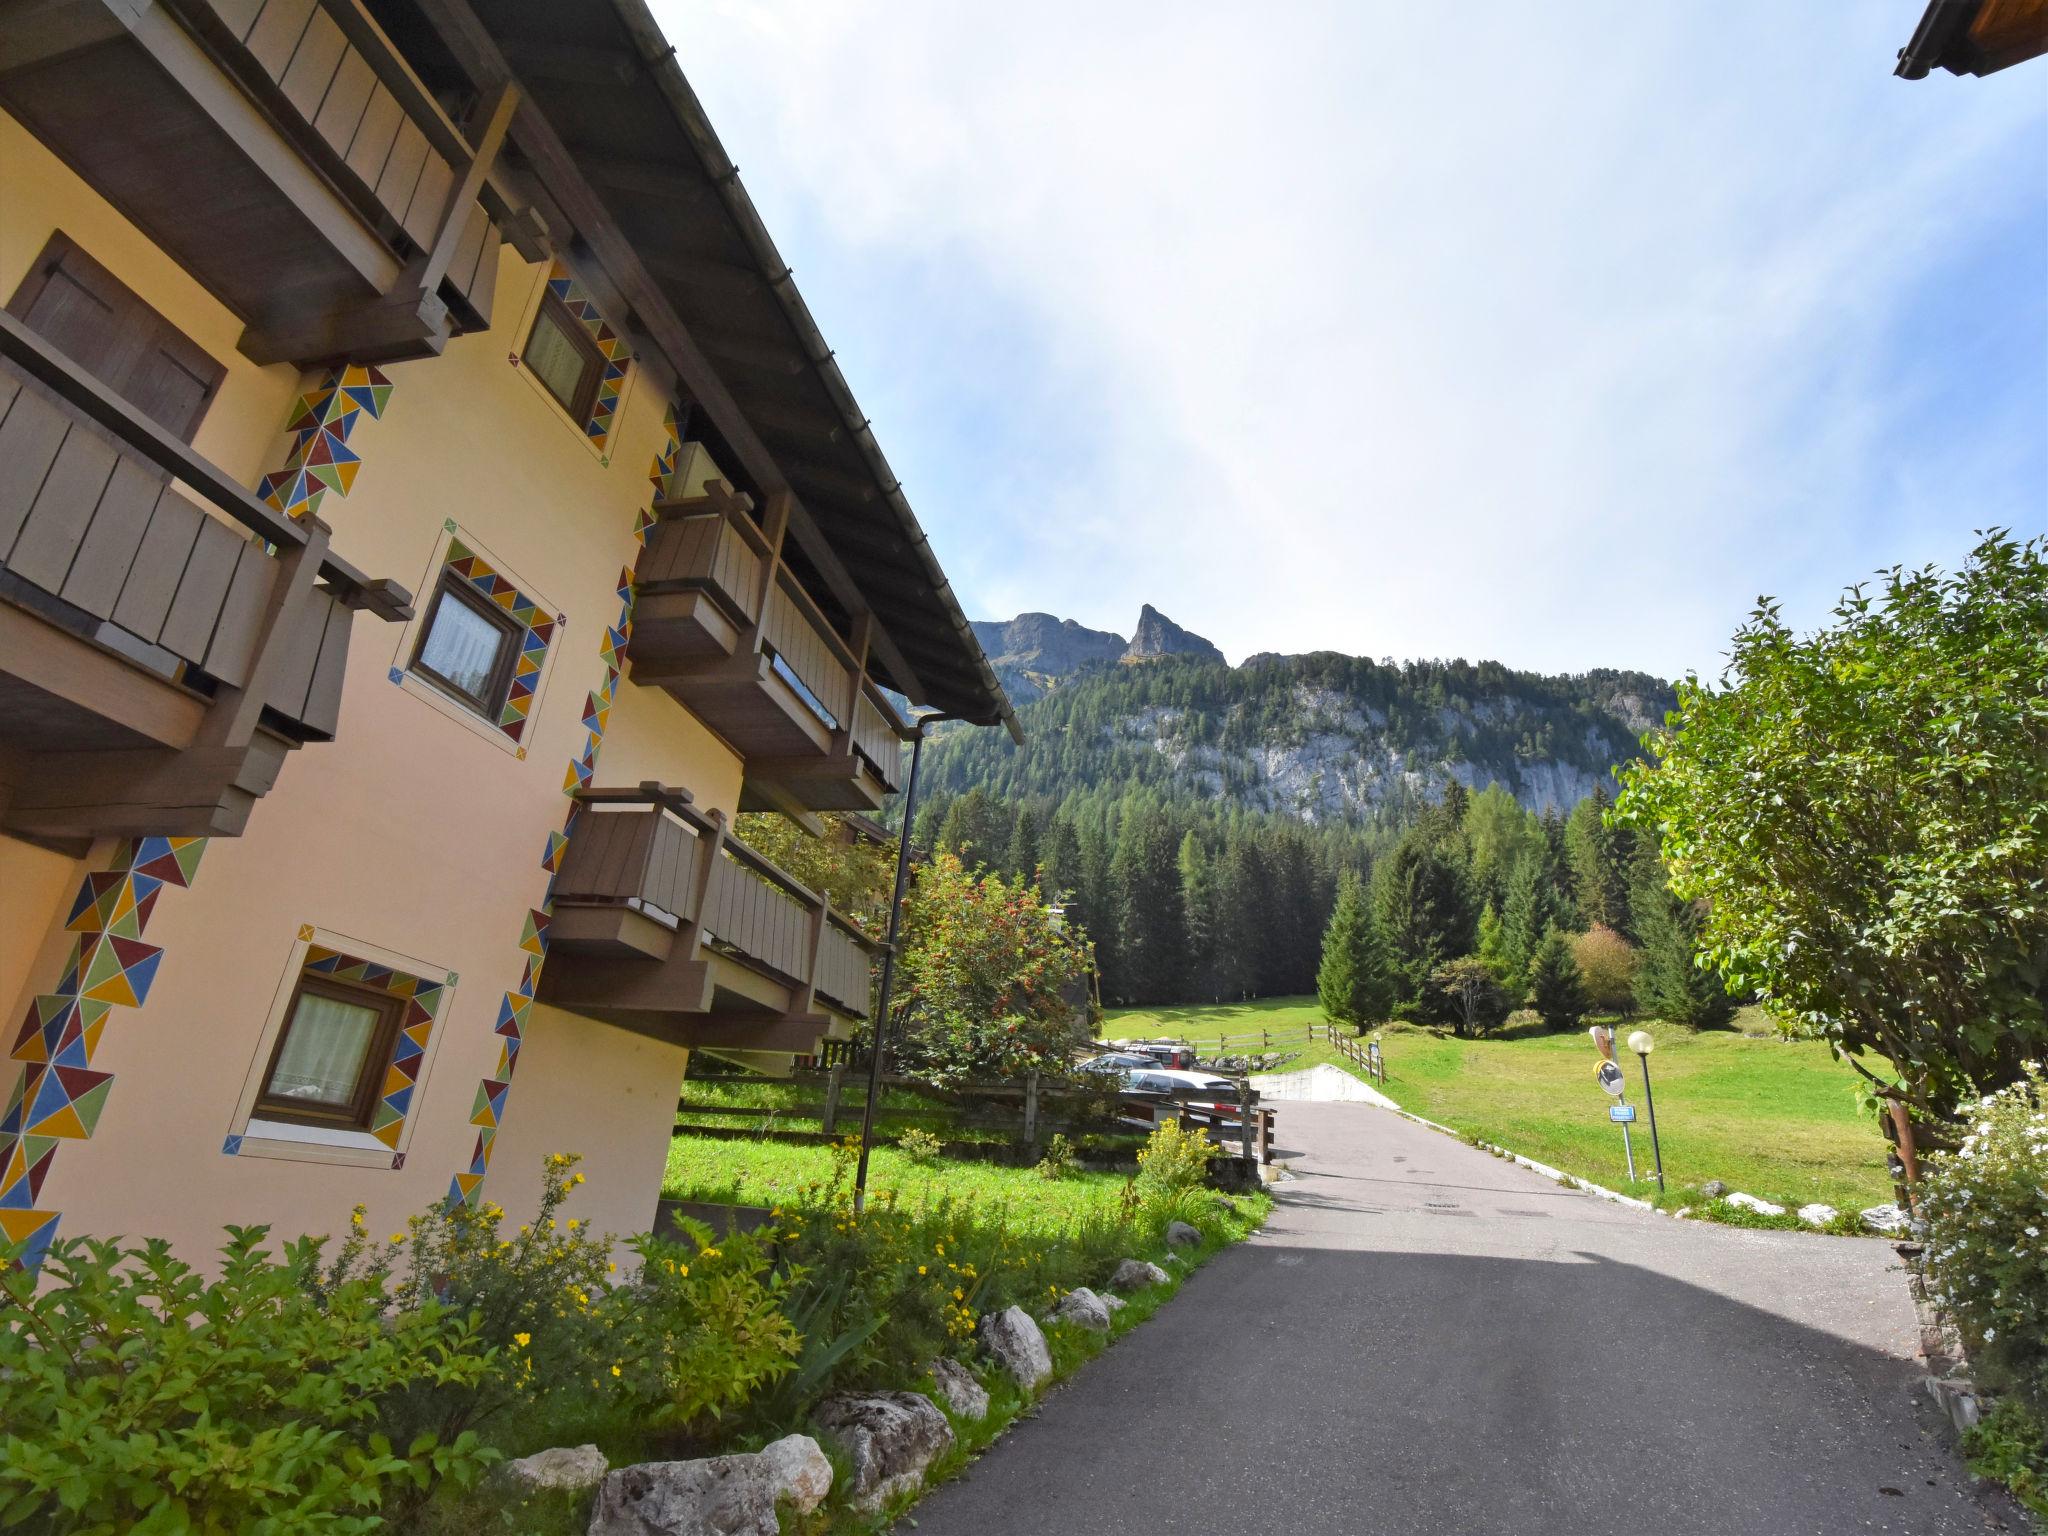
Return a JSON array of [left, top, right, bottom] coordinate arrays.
[[1107, 997, 1894, 1212], [663, 1134, 1137, 1237]]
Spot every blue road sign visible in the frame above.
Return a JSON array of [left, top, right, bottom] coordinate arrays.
[[1609, 1104, 1637, 1124]]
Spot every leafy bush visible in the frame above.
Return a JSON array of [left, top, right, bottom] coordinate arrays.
[[1920, 1070, 2048, 1413], [1135, 1119, 1213, 1196], [1963, 1398, 2048, 1518], [1424, 956, 1511, 1038], [0, 1227, 495, 1534], [327, 1154, 798, 1460], [1035, 1133, 1077, 1181], [898, 1127, 945, 1166], [1571, 926, 1639, 1014]]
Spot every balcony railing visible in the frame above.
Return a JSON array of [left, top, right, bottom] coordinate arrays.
[[538, 785, 877, 1051], [0, 310, 411, 842], [0, 0, 543, 366], [630, 474, 909, 814]]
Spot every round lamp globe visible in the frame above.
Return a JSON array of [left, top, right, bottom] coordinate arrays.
[[1627, 1030, 1655, 1057]]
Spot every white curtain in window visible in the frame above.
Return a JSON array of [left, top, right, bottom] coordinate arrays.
[[269, 992, 379, 1106], [419, 595, 506, 699], [526, 311, 589, 413]]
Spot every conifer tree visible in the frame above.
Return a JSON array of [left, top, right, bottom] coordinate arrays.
[[1371, 823, 1477, 1001], [1318, 873, 1391, 1032], [1565, 785, 1631, 932], [1041, 815, 1082, 900], [1213, 830, 1268, 1001], [1178, 831, 1221, 1004], [1528, 927, 1591, 1031], [1631, 865, 1737, 1028], [1005, 804, 1042, 883], [1109, 803, 1185, 1004]]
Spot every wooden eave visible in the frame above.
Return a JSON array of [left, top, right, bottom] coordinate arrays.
[[397, 0, 1020, 741], [1897, 0, 2048, 77]]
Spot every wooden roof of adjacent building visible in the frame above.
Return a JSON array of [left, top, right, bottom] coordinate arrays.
[[1897, 0, 2048, 77]]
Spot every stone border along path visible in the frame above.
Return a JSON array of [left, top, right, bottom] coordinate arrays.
[[899, 1099, 2015, 1536]]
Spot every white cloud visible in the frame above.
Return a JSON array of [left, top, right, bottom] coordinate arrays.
[[657, 1, 2047, 678]]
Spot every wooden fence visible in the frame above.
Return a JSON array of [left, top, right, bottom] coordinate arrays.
[[676, 1068, 1276, 1165]]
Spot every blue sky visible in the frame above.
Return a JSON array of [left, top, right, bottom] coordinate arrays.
[[657, 2, 2047, 682]]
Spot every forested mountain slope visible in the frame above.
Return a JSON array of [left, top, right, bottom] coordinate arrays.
[[931, 615, 1676, 823]]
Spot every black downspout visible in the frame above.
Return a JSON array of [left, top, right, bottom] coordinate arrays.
[[852, 715, 953, 1214]]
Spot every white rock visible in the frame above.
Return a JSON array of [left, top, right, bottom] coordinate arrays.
[[1861, 1202, 1909, 1235], [588, 1457, 778, 1536], [979, 1304, 1052, 1390], [755, 1435, 832, 1515], [812, 1392, 955, 1513], [1047, 1286, 1113, 1332], [1108, 1258, 1171, 1291], [1797, 1202, 1840, 1227], [1165, 1220, 1203, 1248], [927, 1357, 989, 1420], [493, 1443, 607, 1495], [1724, 1192, 1785, 1216]]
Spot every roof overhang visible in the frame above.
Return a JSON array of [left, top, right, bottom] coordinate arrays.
[[1897, 0, 2048, 78], [401, 0, 1019, 741]]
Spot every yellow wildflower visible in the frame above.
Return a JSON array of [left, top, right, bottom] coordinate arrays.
[[611, 1364, 621, 1377], [389, 1233, 403, 1244], [513, 1332, 531, 1348]]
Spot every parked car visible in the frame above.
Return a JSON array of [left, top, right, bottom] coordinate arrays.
[[1106, 1065, 1247, 1130], [1132, 1040, 1200, 1070], [1080, 1052, 1163, 1075]]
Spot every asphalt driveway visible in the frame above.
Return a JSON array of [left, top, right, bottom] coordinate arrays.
[[903, 1102, 2010, 1536]]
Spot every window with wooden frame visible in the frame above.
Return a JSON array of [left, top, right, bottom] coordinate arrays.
[[255, 972, 407, 1129], [408, 571, 523, 718], [6, 231, 225, 443], [521, 290, 606, 423]]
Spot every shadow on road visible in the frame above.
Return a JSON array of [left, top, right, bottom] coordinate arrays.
[[901, 1242, 2005, 1536]]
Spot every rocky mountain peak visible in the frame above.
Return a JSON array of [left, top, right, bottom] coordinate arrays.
[[1121, 605, 1225, 667]]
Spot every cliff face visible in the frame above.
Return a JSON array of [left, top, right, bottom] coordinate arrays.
[[1121, 604, 1226, 667], [970, 606, 1221, 702], [943, 610, 1675, 822]]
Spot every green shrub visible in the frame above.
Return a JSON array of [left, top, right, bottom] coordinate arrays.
[[1963, 1398, 2048, 1518], [897, 1127, 944, 1166], [1035, 1133, 1077, 1181], [326, 1154, 799, 1461], [1135, 1120, 1213, 1196], [1920, 1069, 2048, 1414], [0, 1227, 495, 1534]]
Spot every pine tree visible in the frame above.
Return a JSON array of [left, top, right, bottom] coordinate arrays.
[[1318, 873, 1391, 1032], [1498, 845, 1569, 989], [938, 788, 1008, 871], [1005, 804, 1042, 883], [1041, 816, 1081, 900], [1631, 864, 1737, 1028], [1076, 823, 1117, 994], [1213, 830, 1268, 1001], [1109, 803, 1185, 1005], [1178, 832, 1220, 1003], [1528, 927, 1590, 1031], [1371, 823, 1477, 1002], [1565, 785, 1630, 931]]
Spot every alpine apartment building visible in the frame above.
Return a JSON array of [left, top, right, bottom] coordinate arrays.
[[0, 0, 1015, 1268]]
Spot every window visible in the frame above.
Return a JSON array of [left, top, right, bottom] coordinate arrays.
[[256, 974, 406, 1129], [522, 291, 605, 422], [7, 232, 225, 443], [410, 573, 522, 717]]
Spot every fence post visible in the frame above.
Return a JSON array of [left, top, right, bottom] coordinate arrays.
[[1257, 1107, 1271, 1165], [1237, 1075, 1255, 1170], [822, 1066, 843, 1136], [1023, 1070, 1040, 1151]]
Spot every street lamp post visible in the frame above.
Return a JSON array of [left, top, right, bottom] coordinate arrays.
[[1627, 1030, 1665, 1193], [852, 713, 957, 1217]]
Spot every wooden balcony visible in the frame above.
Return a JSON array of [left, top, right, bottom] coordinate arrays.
[[536, 785, 877, 1057], [0, 0, 545, 366], [629, 476, 909, 815], [0, 309, 411, 845]]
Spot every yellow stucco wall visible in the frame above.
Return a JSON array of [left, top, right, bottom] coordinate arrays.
[[2, 105, 747, 1261]]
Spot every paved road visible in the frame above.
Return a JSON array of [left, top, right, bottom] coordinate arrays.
[[905, 1102, 2011, 1536]]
